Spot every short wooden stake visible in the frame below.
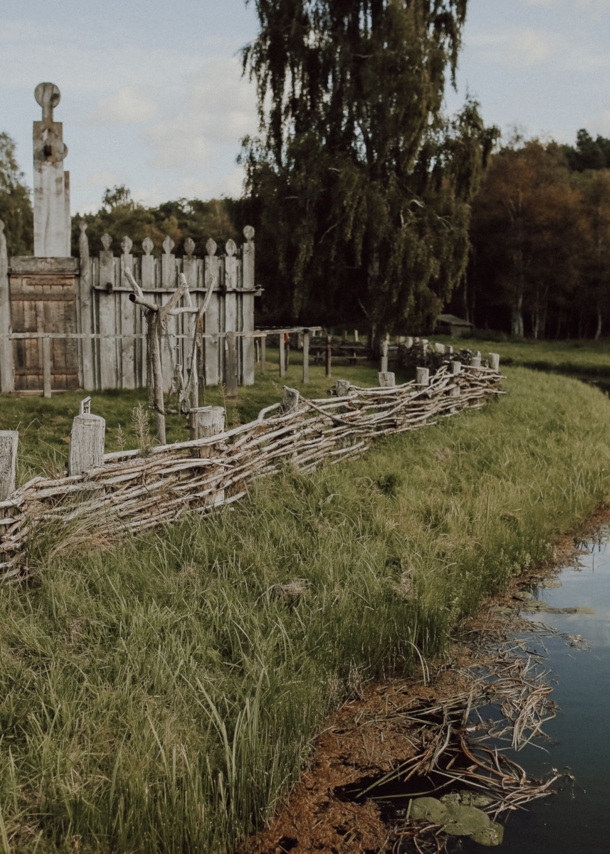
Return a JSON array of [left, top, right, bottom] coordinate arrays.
[[471, 354, 482, 369], [279, 333, 286, 377], [261, 336, 266, 374], [255, 338, 260, 364], [190, 406, 225, 457], [435, 342, 445, 354], [68, 401, 106, 475], [335, 379, 350, 397], [0, 430, 18, 501], [302, 329, 310, 384], [489, 352, 500, 372], [189, 406, 226, 503], [416, 367, 429, 386], [282, 386, 300, 412], [378, 371, 395, 388], [354, 329, 359, 343], [326, 335, 332, 377], [406, 336, 413, 349], [451, 361, 461, 375], [226, 331, 238, 397], [42, 336, 52, 398]]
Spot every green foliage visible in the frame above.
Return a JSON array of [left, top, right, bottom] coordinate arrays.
[[563, 129, 610, 172], [242, 0, 497, 336], [0, 368, 609, 851], [72, 187, 239, 257], [0, 132, 33, 257]]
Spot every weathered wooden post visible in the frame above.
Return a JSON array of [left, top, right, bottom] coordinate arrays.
[[0, 221, 15, 394], [261, 335, 266, 374], [471, 354, 482, 370], [68, 397, 106, 475], [335, 379, 350, 397], [255, 338, 260, 364], [282, 386, 300, 412], [381, 335, 389, 373], [406, 336, 413, 349], [0, 431, 18, 501], [450, 361, 461, 399], [489, 353, 500, 372], [189, 406, 226, 503], [378, 372, 395, 388], [302, 328, 310, 384], [226, 331, 238, 397], [435, 342, 445, 355], [326, 335, 332, 377], [279, 332, 286, 378], [190, 405, 225, 456], [42, 336, 52, 398], [416, 367, 430, 387], [354, 329, 359, 343]]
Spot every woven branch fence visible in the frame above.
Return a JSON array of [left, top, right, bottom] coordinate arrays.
[[0, 361, 502, 581]]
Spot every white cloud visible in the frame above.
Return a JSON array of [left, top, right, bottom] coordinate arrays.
[[86, 88, 158, 126], [504, 29, 553, 67], [145, 58, 257, 170]]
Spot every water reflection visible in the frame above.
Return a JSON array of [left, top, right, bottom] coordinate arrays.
[[462, 530, 610, 853]]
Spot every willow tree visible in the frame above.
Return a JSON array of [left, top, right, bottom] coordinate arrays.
[[241, 0, 496, 340]]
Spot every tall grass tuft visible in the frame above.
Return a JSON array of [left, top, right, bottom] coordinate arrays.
[[0, 368, 609, 852]]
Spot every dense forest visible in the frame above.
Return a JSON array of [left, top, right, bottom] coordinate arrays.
[[3, 126, 610, 338]]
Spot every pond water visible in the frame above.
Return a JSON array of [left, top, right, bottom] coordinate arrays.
[[462, 531, 610, 853]]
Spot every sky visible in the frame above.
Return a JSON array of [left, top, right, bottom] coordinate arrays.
[[2, 0, 610, 215]]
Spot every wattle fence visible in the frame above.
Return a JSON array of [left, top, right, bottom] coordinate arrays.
[[0, 359, 502, 582]]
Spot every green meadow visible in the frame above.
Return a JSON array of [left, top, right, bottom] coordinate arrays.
[[1, 364, 610, 852]]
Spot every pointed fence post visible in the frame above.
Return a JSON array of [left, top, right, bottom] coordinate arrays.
[[450, 361, 461, 399], [0, 431, 18, 501], [335, 379, 350, 397], [0, 220, 14, 394], [226, 331, 238, 397], [68, 397, 106, 475], [378, 371, 395, 388], [302, 329, 310, 384]]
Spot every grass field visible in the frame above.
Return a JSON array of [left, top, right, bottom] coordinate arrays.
[[1, 367, 610, 852], [434, 335, 610, 381]]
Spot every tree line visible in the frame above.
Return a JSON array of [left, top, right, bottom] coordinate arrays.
[[2, 0, 610, 340]]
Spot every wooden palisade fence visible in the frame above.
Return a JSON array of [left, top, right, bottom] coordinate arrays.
[[0, 356, 503, 581], [0, 221, 258, 395]]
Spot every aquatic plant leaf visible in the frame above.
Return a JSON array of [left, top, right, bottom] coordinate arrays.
[[471, 821, 504, 846], [410, 798, 448, 824], [443, 804, 491, 836]]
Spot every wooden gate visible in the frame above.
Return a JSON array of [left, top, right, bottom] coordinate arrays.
[[9, 258, 79, 391]]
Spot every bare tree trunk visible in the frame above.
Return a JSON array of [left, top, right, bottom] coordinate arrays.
[[595, 305, 603, 341], [511, 295, 524, 337], [532, 309, 540, 340]]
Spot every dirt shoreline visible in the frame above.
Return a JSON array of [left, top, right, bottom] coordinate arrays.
[[241, 507, 610, 854]]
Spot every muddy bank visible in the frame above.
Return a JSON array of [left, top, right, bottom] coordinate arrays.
[[243, 514, 608, 854]]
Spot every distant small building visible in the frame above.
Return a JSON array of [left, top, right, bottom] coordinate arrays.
[[436, 314, 473, 337]]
